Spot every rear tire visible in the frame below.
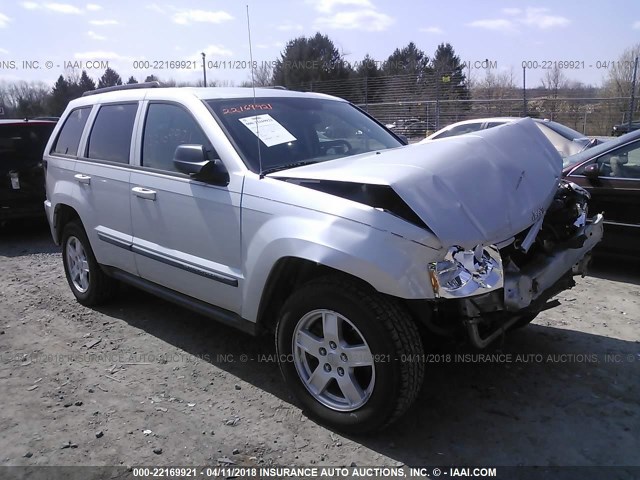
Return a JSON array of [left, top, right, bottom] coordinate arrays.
[[276, 275, 424, 433], [61, 220, 117, 306]]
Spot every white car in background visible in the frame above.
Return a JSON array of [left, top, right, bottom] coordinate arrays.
[[419, 117, 600, 157]]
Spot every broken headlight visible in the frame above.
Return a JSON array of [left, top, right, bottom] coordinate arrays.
[[429, 245, 503, 298]]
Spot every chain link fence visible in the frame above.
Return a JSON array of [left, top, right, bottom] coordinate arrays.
[[289, 73, 637, 139]]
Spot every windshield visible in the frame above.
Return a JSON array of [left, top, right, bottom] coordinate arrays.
[[206, 97, 403, 174], [539, 120, 586, 141]]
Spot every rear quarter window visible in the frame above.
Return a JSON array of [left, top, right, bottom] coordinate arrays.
[[52, 107, 91, 156], [86, 103, 138, 164]]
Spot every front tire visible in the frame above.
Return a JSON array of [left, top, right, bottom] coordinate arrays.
[[276, 276, 424, 433], [61, 220, 116, 306]]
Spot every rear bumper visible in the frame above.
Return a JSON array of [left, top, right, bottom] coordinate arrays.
[[503, 213, 604, 311]]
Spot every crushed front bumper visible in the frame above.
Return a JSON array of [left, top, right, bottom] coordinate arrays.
[[503, 213, 604, 311], [456, 214, 603, 348]]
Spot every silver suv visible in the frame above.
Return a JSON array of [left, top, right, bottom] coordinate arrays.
[[44, 83, 603, 433]]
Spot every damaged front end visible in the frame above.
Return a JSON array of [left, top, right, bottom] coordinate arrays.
[[428, 180, 603, 348], [269, 118, 603, 348]]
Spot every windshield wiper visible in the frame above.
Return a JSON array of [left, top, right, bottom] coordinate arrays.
[[260, 160, 320, 176]]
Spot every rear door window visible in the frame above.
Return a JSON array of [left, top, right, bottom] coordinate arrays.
[[86, 103, 138, 164], [52, 108, 91, 156]]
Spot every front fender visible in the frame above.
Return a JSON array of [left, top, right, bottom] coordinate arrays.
[[241, 212, 438, 322]]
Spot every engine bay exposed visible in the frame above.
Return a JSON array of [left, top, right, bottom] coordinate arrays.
[[503, 180, 592, 271], [422, 180, 601, 347]]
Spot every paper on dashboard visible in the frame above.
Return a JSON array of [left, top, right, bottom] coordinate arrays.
[[239, 114, 297, 147]]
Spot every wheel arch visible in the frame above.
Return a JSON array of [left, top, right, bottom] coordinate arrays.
[[53, 203, 81, 244], [255, 257, 376, 335], [241, 216, 437, 328]]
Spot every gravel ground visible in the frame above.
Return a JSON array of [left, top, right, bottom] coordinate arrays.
[[1, 220, 639, 470]]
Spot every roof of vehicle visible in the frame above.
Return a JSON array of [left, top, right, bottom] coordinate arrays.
[[563, 128, 640, 168], [66, 86, 342, 109], [432, 116, 575, 128], [427, 116, 586, 140], [432, 117, 523, 127]]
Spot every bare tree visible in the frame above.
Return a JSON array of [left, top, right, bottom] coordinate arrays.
[[0, 81, 11, 114], [253, 62, 274, 87], [0, 80, 51, 117], [210, 79, 236, 87], [540, 65, 568, 120], [602, 42, 640, 123], [467, 68, 518, 117], [464, 64, 477, 91], [604, 42, 640, 98], [474, 67, 517, 99], [241, 63, 274, 87], [64, 67, 82, 86], [541, 65, 568, 98]]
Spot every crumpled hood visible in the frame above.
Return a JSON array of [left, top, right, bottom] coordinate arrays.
[[270, 118, 562, 248]]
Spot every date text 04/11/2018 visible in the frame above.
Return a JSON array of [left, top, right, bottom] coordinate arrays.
[[521, 60, 637, 69], [131, 60, 260, 70]]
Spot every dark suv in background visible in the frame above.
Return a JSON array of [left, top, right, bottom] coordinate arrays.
[[611, 120, 640, 136], [0, 119, 57, 224]]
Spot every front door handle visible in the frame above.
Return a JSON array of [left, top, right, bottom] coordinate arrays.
[[132, 186, 157, 200], [74, 174, 91, 185]]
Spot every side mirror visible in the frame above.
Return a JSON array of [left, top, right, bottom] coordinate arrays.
[[583, 163, 600, 180], [173, 144, 229, 186]]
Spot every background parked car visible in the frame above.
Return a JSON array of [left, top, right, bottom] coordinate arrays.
[[0, 119, 57, 224], [562, 129, 640, 257], [420, 117, 601, 158], [388, 118, 436, 138], [611, 120, 640, 136]]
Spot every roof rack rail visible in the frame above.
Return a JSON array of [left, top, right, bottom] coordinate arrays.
[[264, 85, 287, 90], [82, 81, 161, 97]]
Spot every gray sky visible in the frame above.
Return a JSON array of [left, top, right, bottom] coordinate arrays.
[[0, 0, 639, 88]]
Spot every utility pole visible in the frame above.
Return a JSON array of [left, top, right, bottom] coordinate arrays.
[[435, 67, 440, 130], [628, 56, 638, 130], [201, 52, 207, 87], [522, 66, 527, 117], [364, 75, 368, 112]]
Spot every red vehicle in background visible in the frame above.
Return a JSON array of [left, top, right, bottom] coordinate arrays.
[[562, 129, 640, 257]]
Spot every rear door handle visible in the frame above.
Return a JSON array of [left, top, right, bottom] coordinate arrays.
[[74, 174, 91, 185], [132, 186, 157, 201]]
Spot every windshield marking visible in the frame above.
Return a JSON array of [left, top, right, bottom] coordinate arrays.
[[238, 114, 297, 147], [222, 104, 272, 115]]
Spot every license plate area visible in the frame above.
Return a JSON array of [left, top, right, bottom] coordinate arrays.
[[10, 172, 20, 190]]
